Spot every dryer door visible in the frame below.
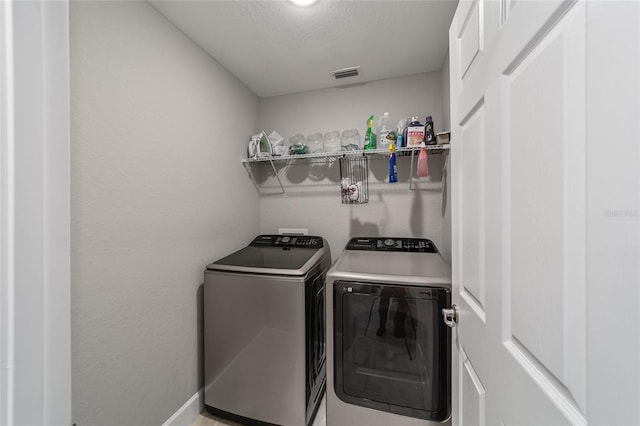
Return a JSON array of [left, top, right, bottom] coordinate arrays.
[[334, 281, 451, 421]]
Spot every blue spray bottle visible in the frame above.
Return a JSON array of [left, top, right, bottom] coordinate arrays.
[[389, 143, 398, 183]]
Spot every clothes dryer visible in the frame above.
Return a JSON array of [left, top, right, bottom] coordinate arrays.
[[326, 237, 452, 426]]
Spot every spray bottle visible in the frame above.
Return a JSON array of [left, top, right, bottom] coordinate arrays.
[[417, 142, 429, 177], [389, 143, 398, 183], [363, 115, 376, 150]]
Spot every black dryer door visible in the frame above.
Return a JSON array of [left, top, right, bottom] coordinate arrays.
[[334, 281, 451, 422]]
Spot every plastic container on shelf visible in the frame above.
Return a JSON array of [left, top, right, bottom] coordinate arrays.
[[377, 112, 396, 150], [396, 117, 408, 150], [288, 133, 307, 155], [323, 130, 341, 153], [424, 116, 436, 145], [306, 133, 324, 153], [404, 116, 425, 148], [289, 133, 305, 146], [341, 129, 361, 151]]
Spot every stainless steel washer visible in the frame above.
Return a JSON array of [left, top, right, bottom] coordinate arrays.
[[204, 234, 330, 426], [326, 237, 452, 426]]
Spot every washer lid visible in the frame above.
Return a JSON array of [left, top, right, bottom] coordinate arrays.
[[206, 237, 326, 276]]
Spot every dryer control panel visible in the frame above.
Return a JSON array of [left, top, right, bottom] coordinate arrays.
[[346, 237, 437, 253], [250, 234, 324, 249]]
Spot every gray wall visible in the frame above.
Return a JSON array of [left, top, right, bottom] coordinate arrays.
[[70, 2, 259, 424], [257, 72, 447, 256]]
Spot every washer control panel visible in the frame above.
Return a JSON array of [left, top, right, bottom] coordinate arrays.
[[250, 234, 323, 248], [346, 237, 437, 253]]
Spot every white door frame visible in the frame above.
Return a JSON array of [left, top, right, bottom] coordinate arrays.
[[0, 1, 71, 424]]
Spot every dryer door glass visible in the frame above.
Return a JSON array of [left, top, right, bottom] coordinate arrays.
[[334, 281, 450, 421]]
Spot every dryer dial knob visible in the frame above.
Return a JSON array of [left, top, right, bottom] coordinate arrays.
[[383, 238, 395, 247]]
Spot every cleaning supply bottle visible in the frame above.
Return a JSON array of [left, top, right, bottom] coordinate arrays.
[[388, 143, 398, 183], [424, 116, 436, 145], [363, 115, 376, 150], [395, 117, 409, 156], [396, 117, 407, 150], [404, 116, 425, 149], [377, 112, 396, 150], [417, 143, 429, 177]]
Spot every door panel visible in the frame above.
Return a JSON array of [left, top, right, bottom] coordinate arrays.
[[457, 0, 483, 81], [459, 350, 485, 426], [460, 101, 486, 320], [503, 2, 586, 413]]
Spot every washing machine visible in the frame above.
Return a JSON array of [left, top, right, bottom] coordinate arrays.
[[204, 234, 330, 426], [326, 237, 452, 426]]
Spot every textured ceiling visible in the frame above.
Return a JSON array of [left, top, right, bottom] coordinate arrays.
[[150, 0, 458, 98]]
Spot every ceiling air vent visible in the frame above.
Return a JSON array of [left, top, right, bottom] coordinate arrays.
[[331, 66, 360, 80]]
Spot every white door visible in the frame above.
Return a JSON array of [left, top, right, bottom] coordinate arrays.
[[449, 1, 640, 425]]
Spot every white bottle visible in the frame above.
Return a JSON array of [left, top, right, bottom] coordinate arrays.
[[376, 112, 396, 150]]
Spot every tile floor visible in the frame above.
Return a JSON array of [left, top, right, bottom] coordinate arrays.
[[191, 394, 327, 426]]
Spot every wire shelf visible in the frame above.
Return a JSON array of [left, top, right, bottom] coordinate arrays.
[[240, 144, 450, 164], [240, 144, 450, 195]]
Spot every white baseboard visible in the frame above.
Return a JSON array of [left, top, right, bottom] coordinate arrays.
[[162, 388, 204, 426]]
